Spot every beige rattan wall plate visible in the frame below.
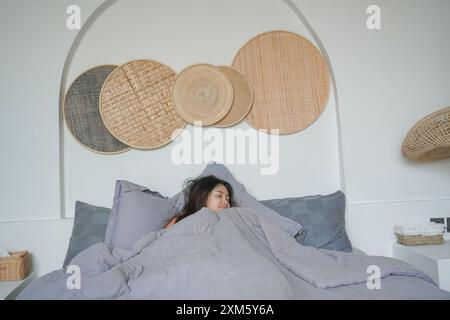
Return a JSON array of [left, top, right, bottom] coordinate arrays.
[[402, 106, 450, 161], [63, 65, 131, 154], [232, 30, 330, 135], [214, 66, 253, 128], [172, 64, 234, 126], [99, 60, 186, 149]]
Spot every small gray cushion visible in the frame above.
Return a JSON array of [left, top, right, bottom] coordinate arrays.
[[63, 201, 110, 267], [104, 180, 176, 250], [261, 191, 352, 252]]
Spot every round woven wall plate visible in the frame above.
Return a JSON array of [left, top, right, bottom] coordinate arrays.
[[402, 106, 450, 161], [172, 64, 234, 126], [63, 65, 131, 154], [214, 66, 253, 128], [99, 60, 186, 149], [232, 30, 330, 135]]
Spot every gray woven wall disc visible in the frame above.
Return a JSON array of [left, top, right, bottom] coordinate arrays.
[[64, 65, 131, 154]]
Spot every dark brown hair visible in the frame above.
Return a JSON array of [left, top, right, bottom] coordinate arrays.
[[174, 175, 234, 223]]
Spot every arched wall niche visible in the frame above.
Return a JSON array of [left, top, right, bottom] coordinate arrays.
[[59, 0, 345, 218]]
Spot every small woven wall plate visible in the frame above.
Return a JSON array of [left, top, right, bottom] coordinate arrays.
[[99, 60, 186, 149], [402, 106, 450, 161], [63, 65, 131, 154], [214, 66, 254, 128], [232, 30, 330, 135], [172, 64, 234, 126]]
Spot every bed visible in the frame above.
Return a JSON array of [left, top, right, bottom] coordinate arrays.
[[17, 163, 450, 300]]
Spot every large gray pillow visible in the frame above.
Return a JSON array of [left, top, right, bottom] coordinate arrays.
[[104, 180, 176, 250], [169, 162, 301, 236], [261, 191, 352, 252], [63, 201, 110, 267]]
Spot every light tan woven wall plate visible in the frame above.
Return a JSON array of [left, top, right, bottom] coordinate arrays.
[[63, 65, 131, 154], [402, 106, 450, 161], [214, 66, 254, 128], [172, 64, 234, 126], [232, 30, 330, 135], [99, 60, 186, 149]]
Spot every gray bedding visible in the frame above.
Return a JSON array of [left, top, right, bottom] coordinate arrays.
[[18, 207, 450, 300]]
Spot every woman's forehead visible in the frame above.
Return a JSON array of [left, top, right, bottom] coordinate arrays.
[[213, 184, 229, 194]]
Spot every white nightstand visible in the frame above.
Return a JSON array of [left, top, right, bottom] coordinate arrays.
[[0, 273, 35, 300], [393, 240, 450, 292]]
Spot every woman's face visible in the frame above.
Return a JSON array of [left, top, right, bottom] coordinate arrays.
[[206, 184, 230, 212]]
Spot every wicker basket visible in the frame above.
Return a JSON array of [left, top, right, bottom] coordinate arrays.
[[401, 106, 450, 161], [0, 251, 31, 281], [395, 233, 444, 246]]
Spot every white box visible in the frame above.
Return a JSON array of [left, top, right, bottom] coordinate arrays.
[[393, 240, 450, 292]]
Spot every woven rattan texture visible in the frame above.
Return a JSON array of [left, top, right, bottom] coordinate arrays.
[[214, 66, 253, 128], [232, 31, 330, 135], [0, 251, 30, 281], [64, 65, 131, 154], [396, 234, 444, 246], [172, 64, 233, 126], [100, 60, 186, 149], [402, 107, 450, 161]]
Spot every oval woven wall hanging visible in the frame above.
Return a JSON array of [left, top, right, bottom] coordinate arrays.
[[99, 60, 186, 149], [402, 106, 450, 161], [214, 66, 254, 128], [172, 64, 234, 126], [63, 65, 131, 154], [232, 30, 330, 135]]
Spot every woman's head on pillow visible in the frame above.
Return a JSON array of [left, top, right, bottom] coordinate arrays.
[[176, 175, 234, 222]]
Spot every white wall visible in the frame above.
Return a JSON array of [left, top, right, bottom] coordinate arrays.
[[296, 0, 450, 255], [439, 0, 450, 103], [0, 219, 74, 277], [0, 0, 104, 276], [0, 0, 449, 276]]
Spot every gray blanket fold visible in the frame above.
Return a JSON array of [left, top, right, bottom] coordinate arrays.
[[18, 207, 444, 300]]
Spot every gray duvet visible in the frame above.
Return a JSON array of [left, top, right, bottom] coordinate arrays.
[[18, 207, 450, 300]]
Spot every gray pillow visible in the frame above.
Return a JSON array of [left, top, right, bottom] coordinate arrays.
[[63, 201, 110, 267], [169, 162, 301, 236], [261, 191, 353, 252], [104, 180, 176, 250]]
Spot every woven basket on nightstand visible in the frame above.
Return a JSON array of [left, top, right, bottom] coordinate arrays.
[[395, 234, 444, 246], [0, 251, 31, 281]]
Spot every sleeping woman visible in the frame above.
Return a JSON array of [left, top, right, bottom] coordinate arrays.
[[164, 175, 234, 228]]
